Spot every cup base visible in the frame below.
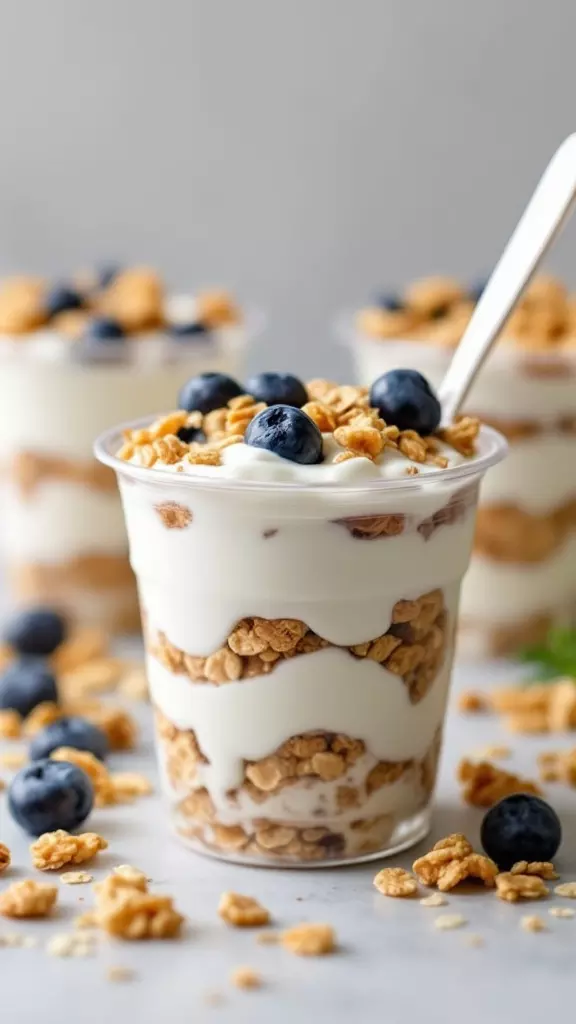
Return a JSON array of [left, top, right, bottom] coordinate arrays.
[[171, 808, 432, 869]]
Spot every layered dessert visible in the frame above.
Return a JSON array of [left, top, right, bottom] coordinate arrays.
[[351, 274, 576, 655], [96, 368, 505, 865], [0, 268, 248, 632]]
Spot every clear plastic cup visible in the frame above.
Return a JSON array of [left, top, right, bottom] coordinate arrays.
[[96, 418, 506, 866], [344, 317, 576, 657], [0, 317, 257, 633]]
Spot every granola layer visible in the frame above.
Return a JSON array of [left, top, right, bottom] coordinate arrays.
[[474, 501, 576, 564], [148, 589, 448, 705], [9, 451, 118, 498]]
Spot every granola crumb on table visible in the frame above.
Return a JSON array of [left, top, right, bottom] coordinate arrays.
[[218, 892, 271, 928], [31, 830, 108, 871], [0, 880, 58, 918], [281, 923, 336, 956], [457, 758, 541, 807], [373, 867, 418, 898], [0, 843, 11, 873], [520, 915, 546, 932], [94, 871, 184, 940], [413, 833, 498, 892], [495, 872, 549, 903], [230, 966, 262, 991]]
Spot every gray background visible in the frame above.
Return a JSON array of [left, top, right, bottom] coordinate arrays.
[[1, 0, 576, 376]]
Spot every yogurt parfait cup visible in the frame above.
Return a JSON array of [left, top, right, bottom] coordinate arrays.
[[0, 270, 257, 632], [344, 274, 576, 656], [96, 376, 506, 865]]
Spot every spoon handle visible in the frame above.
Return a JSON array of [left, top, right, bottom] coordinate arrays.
[[439, 132, 576, 426]]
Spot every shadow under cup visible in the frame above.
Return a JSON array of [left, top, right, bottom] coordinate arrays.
[[96, 421, 506, 866]]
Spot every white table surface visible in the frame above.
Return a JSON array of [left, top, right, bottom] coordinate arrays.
[[0, 656, 574, 1024]]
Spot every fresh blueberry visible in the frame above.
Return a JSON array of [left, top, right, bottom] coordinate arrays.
[[481, 794, 562, 870], [178, 372, 243, 414], [469, 277, 487, 304], [177, 425, 206, 444], [170, 321, 210, 339], [369, 369, 441, 434], [30, 717, 109, 762], [45, 284, 84, 318], [245, 405, 323, 465], [96, 263, 121, 289], [8, 759, 94, 836], [376, 294, 404, 312], [245, 372, 308, 409], [0, 660, 58, 717], [4, 607, 67, 656], [85, 317, 125, 341]]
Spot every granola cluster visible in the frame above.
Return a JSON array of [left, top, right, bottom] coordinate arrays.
[[31, 830, 108, 871], [412, 833, 498, 892], [461, 678, 576, 736], [0, 269, 240, 337], [373, 866, 418, 897], [0, 879, 58, 918], [117, 380, 479, 469], [0, 842, 11, 873], [457, 758, 541, 807], [357, 273, 576, 350], [538, 748, 576, 785], [218, 892, 270, 927], [93, 870, 184, 939], [150, 590, 448, 705]]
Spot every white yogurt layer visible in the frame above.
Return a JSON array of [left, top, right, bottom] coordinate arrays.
[[479, 434, 576, 514], [3, 481, 127, 562], [460, 534, 576, 624]]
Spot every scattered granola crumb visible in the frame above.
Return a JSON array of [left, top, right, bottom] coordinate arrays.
[[434, 914, 467, 930], [457, 692, 489, 713], [0, 880, 57, 918], [457, 758, 541, 807], [111, 772, 153, 802], [74, 911, 98, 930], [0, 750, 27, 771], [549, 906, 575, 918], [0, 843, 11, 874], [510, 861, 558, 880], [218, 892, 270, 928], [47, 932, 96, 958], [23, 701, 62, 737], [0, 932, 38, 948], [472, 745, 511, 761], [118, 665, 149, 701], [94, 871, 184, 940], [60, 872, 94, 885], [31, 830, 108, 870], [107, 966, 136, 983], [464, 934, 484, 948], [281, 923, 336, 956], [554, 882, 576, 899], [495, 873, 549, 902], [413, 834, 498, 891], [373, 867, 418, 898], [256, 930, 279, 945], [112, 865, 148, 889], [521, 915, 546, 933], [420, 893, 447, 907], [230, 966, 262, 991], [0, 709, 22, 739]]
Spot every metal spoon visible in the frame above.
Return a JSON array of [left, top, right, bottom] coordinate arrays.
[[439, 132, 576, 426]]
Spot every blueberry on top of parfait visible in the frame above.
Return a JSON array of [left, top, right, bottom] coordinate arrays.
[[245, 405, 323, 465], [45, 284, 84, 318], [246, 372, 308, 408], [4, 606, 67, 657], [178, 372, 243, 414], [369, 369, 441, 434]]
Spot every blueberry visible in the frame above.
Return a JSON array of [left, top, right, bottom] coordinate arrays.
[[245, 405, 323, 465], [376, 294, 404, 312], [369, 369, 441, 434], [30, 717, 109, 762], [0, 660, 58, 717], [469, 277, 487, 304], [170, 321, 210, 338], [481, 794, 562, 870], [85, 317, 125, 341], [178, 372, 243, 414], [9, 759, 94, 836], [4, 607, 67, 656], [96, 263, 121, 289], [177, 426, 206, 444], [245, 372, 308, 409], [45, 284, 84, 318]]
